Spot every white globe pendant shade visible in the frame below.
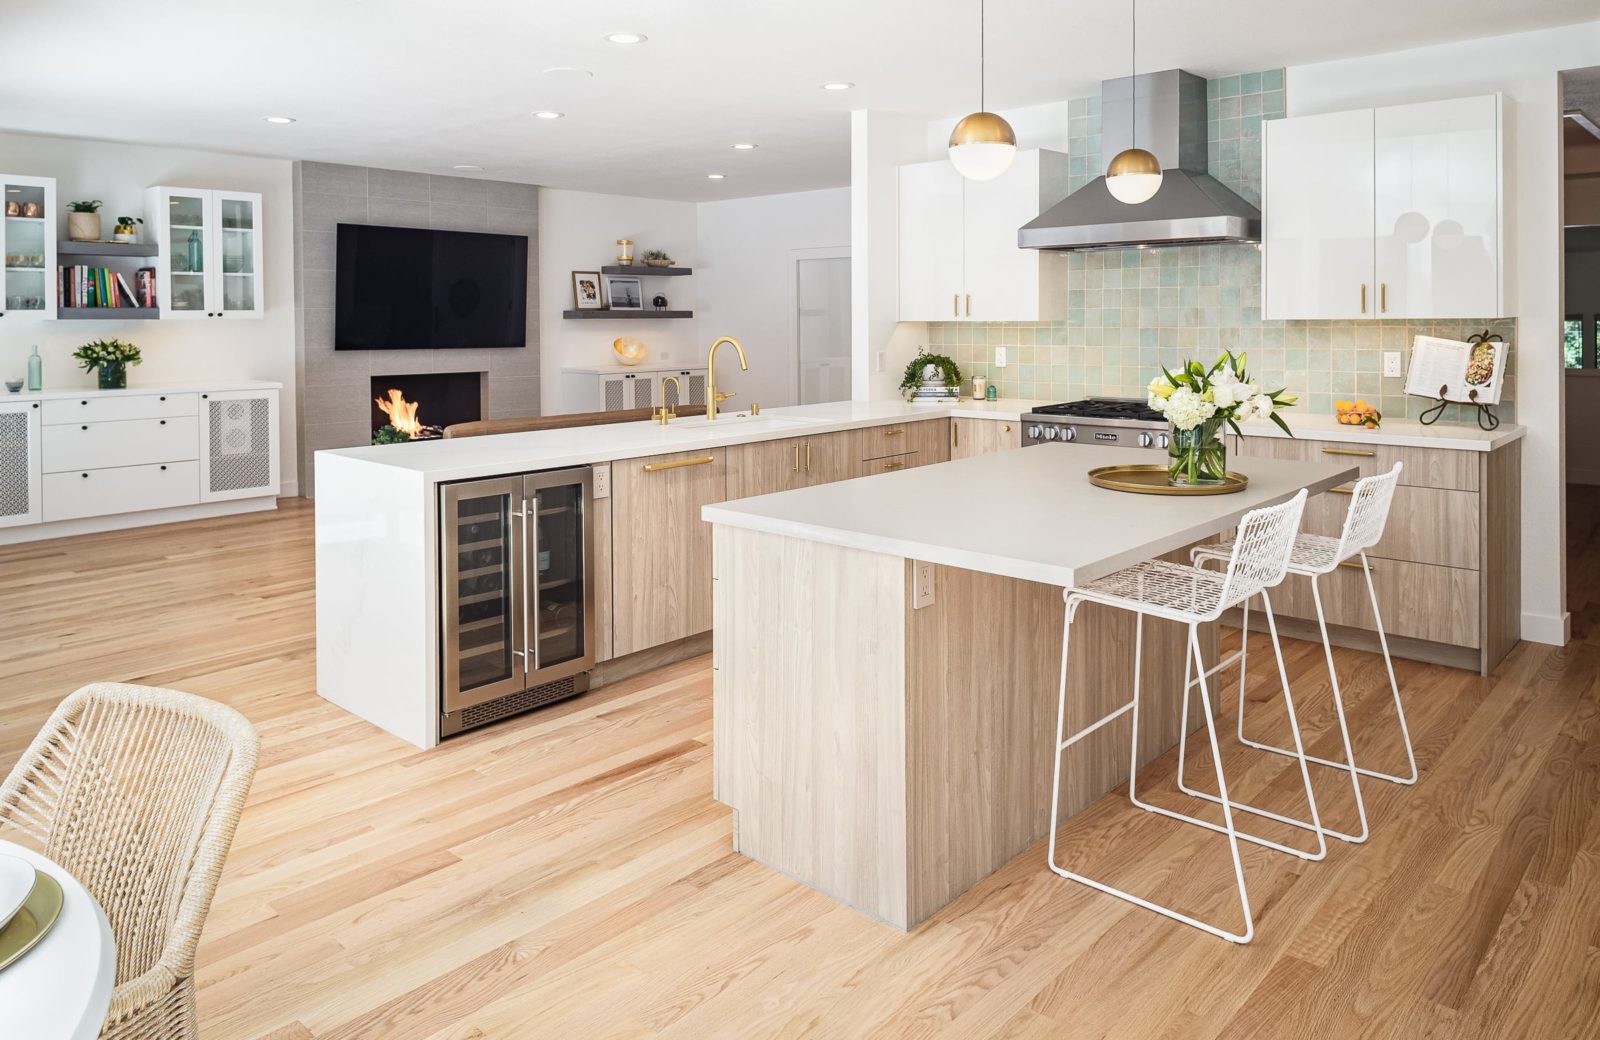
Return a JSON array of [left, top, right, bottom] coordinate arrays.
[[949, 111, 1017, 180], [1105, 146, 1163, 204]]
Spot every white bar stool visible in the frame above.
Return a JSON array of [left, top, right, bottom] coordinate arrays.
[[1047, 489, 1319, 944], [1187, 461, 1415, 847]]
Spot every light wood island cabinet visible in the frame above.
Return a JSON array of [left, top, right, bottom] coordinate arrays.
[[950, 417, 1020, 459], [725, 430, 854, 499]]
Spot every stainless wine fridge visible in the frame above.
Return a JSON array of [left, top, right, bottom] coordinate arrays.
[[438, 466, 595, 737]]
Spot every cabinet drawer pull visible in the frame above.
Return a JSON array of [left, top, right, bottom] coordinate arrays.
[[642, 455, 714, 472], [1339, 560, 1375, 572], [1328, 486, 1354, 496], [884, 460, 905, 470], [1002, 424, 1011, 432], [793, 444, 801, 473], [81, 425, 88, 430], [884, 428, 905, 437], [1322, 447, 1375, 457], [806, 442, 812, 472], [160, 420, 167, 425]]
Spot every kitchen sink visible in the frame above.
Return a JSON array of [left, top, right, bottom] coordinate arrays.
[[659, 414, 823, 435]]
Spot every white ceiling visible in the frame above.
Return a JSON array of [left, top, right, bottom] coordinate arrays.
[[1, 0, 1596, 201]]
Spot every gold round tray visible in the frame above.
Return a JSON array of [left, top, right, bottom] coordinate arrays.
[[0, 869, 63, 973], [1088, 464, 1249, 496]]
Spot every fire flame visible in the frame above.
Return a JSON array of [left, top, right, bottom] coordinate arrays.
[[375, 389, 422, 438]]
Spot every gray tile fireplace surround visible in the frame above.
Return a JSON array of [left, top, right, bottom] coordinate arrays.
[[293, 161, 541, 495]]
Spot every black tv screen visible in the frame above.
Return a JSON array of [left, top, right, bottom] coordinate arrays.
[[334, 224, 527, 349]]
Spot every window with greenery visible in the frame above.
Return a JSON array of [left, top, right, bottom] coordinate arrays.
[[1569, 315, 1597, 369]]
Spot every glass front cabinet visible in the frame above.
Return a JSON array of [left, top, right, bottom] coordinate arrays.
[[146, 186, 264, 320], [1, 174, 57, 321]]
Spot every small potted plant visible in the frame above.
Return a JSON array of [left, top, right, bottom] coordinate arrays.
[[898, 348, 962, 402], [643, 249, 674, 268], [112, 215, 143, 243], [72, 338, 142, 390], [66, 200, 104, 242]]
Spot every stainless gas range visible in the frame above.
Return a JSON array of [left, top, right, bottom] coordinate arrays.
[[1022, 398, 1170, 450]]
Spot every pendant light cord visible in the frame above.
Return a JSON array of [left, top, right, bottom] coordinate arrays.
[[1130, 0, 1137, 146], [980, 0, 987, 111]]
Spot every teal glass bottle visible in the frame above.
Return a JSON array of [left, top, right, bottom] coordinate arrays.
[[187, 230, 202, 273], [26, 344, 42, 391]]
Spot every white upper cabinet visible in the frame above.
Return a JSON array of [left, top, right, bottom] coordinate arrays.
[[1263, 95, 1502, 321], [1263, 110, 1375, 320], [898, 149, 1068, 323], [147, 186, 265, 320], [1374, 95, 1501, 319], [1, 174, 57, 322]]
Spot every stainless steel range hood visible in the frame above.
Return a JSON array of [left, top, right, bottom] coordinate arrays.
[[1019, 70, 1260, 251]]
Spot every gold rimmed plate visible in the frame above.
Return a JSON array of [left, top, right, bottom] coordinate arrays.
[[1089, 464, 1249, 496], [0, 868, 64, 973]]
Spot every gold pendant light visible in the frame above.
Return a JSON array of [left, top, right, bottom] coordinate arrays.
[[1105, 0, 1164, 204], [948, 0, 1016, 181]]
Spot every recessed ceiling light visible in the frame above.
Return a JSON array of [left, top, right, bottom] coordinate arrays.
[[452, 164, 484, 171], [706, 173, 726, 180], [732, 143, 757, 150], [820, 82, 855, 91], [542, 66, 594, 80], [532, 111, 565, 120], [604, 32, 646, 44], [263, 115, 296, 124]]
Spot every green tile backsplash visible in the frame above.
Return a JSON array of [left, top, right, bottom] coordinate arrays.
[[927, 70, 1515, 423]]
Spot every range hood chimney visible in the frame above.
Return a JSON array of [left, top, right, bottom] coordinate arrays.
[[1019, 70, 1260, 250]]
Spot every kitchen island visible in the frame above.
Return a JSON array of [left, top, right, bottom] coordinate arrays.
[[704, 443, 1357, 930]]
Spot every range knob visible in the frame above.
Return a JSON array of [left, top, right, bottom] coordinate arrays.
[[1026, 424, 1042, 440], [1138, 432, 1154, 448], [1061, 426, 1077, 442], [1042, 426, 1058, 440], [1158, 432, 1170, 449]]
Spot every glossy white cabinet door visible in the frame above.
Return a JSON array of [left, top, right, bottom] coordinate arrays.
[[1263, 109, 1375, 320], [1375, 95, 1501, 319], [964, 156, 1042, 322], [897, 159, 965, 322], [149, 186, 213, 319], [212, 190, 265, 319], [1, 174, 57, 320]]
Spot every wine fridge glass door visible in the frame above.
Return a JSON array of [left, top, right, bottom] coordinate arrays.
[[440, 476, 526, 712], [526, 470, 594, 678]]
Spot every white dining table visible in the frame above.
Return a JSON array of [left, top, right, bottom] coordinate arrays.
[[0, 839, 116, 1040]]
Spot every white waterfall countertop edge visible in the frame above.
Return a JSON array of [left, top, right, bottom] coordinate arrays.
[[703, 444, 1359, 589]]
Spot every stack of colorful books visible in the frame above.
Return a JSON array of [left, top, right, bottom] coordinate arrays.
[[57, 265, 158, 310]]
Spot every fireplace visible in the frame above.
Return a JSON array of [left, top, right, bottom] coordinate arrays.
[[370, 372, 483, 441]]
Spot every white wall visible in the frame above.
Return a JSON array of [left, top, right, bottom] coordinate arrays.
[[695, 188, 850, 407], [1288, 20, 1600, 647], [537, 188, 697, 414], [0, 132, 298, 493], [851, 110, 931, 401]]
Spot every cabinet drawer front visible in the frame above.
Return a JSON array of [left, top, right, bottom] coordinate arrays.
[[1236, 435, 1479, 491], [1270, 558, 1479, 648], [42, 461, 200, 522], [42, 393, 200, 425], [43, 416, 200, 473], [858, 423, 918, 461], [860, 453, 917, 476], [1306, 484, 1479, 570]]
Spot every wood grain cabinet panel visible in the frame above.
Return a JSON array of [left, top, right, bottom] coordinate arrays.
[[727, 431, 856, 500], [950, 417, 1020, 460], [1305, 484, 1480, 570], [1270, 558, 1480, 648], [858, 422, 919, 461], [1233, 434, 1478, 491], [610, 448, 728, 657]]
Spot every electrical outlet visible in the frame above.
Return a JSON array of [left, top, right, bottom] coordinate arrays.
[[994, 346, 1008, 368], [1383, 351, 1403, 378], [913, 561, 935, 609], [592, 464, 611, 499]]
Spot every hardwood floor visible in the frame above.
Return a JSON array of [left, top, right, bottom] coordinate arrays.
[[1, 493, 1598, 1039]]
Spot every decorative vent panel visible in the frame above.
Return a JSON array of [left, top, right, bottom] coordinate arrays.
[[0, 413, 30, 518], [208, 398, 272, 494], [603, 378, 625, 411]]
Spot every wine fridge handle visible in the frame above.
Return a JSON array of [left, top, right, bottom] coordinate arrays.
[[509, 504, 529, 667], [525, 495, 540, 672]]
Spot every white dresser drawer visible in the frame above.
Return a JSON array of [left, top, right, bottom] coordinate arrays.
[[43, 461, 200, 522], [42, 392, 200, 426], [42, 416, 200, 474]]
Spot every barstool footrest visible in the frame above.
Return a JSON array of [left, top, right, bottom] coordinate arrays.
[[1059, 701, 1134, 752]]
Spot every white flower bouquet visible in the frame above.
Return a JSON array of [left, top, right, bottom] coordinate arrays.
[[1146, 352, 1297, 486]]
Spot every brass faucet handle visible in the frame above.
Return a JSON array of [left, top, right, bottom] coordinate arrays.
[[752, 403, 760, 415], [714, 390, 737, 403]]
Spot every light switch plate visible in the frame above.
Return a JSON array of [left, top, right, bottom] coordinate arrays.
[[593, 464, 611, 499], [1383, 351, 1403, 378], [994, 346, 1008, 368], [875, 351, 886, 373], [913, 561, 935, 609]]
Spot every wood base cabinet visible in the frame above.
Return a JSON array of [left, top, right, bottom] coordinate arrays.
[[950, 417, 1020, 460], [726, 430, 854, 499]]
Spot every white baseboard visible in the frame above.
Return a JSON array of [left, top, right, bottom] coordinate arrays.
[[280, 478, 300, 498], [0, 497, 277, 545], [1521, 610, 1572, 647]]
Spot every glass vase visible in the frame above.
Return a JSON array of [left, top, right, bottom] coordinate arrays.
[[1167, 418, 1228, 486], [97, 362, 127, 390]]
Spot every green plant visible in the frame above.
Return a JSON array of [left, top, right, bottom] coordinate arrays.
[[67, 200, 103, 213], [72, 338, 142, 372], [372, 424, 409, 445], [644, 249, 673, 262], [1145, 351, 1297, 438], [898, 348, 962, 400], [114, 216, 143, 229]]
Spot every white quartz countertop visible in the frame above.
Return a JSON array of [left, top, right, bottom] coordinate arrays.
[[1235, 413, 1523, 452], [702, 443, 1358, 588], [317, 398, 1054, 484], [3, 380, 283, 401]]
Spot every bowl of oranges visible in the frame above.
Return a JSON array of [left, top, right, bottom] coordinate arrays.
[[1335, 399, 1381, 428]]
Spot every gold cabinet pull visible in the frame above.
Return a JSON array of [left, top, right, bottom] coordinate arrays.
[[1321, 447, 1375, 457], [793, 444, 801, 473], [806, 442, 812, 472], [965, 293, 971, 316], [953, 293, 959, 317], [884, 460, 905, 470], [1360, 284, 1367, 314], [643, 455, 714, 472], [1380, 282, 1387, 313], [1328, 485, 1355, 496], [1339, 559, 1375, 572], [884, 427, 905, 436], [1001, 423, 1011, 432], [952, 422, 959, 449]]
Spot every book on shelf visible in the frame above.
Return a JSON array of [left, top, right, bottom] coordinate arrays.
[[56, 263, 159, 310]]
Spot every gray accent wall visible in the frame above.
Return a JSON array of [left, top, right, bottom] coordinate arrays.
[[293, 161, 540, 494]]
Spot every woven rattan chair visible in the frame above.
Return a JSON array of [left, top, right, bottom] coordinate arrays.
[[0, 683, 259, 1040]]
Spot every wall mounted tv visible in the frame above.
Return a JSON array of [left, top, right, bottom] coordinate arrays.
[[334, 223, 528, 349]]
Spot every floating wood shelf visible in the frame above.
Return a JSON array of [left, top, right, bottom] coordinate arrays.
[[58, 307, 161, 320], [562, 309, 694, 320], [57, 241, 160, 258], [602, 265, 692, 277]]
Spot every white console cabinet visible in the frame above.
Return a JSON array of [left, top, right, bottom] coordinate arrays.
[[560, 363, 710, 414], [0, 382, 280, 543]]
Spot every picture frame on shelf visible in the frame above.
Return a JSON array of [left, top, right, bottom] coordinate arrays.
[[603, 274, 643, 311], [572, 270, 603, 310]]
